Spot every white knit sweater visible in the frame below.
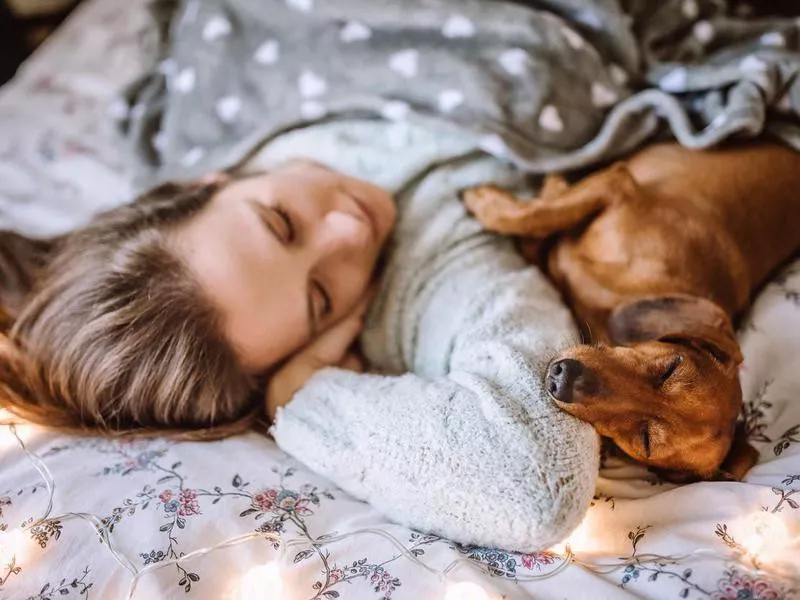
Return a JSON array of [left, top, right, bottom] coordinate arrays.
[[247, 119, 600, 552]]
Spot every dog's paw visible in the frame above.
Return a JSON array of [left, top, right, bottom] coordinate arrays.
[[461, 185, 519, 226]]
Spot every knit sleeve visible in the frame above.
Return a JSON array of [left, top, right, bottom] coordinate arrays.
[[270, 168, 600, 550]]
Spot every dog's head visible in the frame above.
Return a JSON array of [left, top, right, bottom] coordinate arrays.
[[546, 294, 758, 482]]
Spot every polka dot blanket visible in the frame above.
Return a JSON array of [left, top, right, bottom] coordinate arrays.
[[117, 0, 800, 187]]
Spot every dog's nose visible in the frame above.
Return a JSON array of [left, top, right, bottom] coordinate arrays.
[[546, 358, 587, 403]]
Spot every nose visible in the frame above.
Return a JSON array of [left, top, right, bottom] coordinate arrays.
[[314, 210, 372, 256], [546, 358, 598, 403]]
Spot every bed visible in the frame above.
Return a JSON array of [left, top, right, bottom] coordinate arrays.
[[1, 0, 799, 598]]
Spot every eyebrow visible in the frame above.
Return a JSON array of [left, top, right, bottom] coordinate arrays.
[[246, 198, 318, 340]]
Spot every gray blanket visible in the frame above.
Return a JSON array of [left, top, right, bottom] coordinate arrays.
[[119, 0, 800, 184]]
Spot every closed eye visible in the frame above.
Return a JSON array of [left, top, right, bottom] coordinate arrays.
[[641, 423, 651, 458], [655, 355, 682, 388], [251, 199, 296, 244]]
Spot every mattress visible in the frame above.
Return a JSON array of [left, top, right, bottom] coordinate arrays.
[[1, 0, 799, 598]]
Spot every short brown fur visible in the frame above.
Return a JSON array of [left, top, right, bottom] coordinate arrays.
[[463, 142, 800, 481]]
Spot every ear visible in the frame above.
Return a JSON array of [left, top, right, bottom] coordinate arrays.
[[608, 294, 743, 371], [712, 422, 760, 482]]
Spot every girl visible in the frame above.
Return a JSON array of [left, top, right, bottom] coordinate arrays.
[[0, 119, 598, 550], [0, 159, 394, 438]]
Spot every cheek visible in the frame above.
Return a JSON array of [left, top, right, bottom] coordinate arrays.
[[331, 263, 374, 314]]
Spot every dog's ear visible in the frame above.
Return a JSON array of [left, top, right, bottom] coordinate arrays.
[[608, 294, 743, 372], [712, 422, 760, 481]]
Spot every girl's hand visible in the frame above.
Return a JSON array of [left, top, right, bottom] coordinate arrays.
[[265, 293, 371, 420]]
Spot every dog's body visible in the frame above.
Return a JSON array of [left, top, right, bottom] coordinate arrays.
[[464, 142, 800, 481]]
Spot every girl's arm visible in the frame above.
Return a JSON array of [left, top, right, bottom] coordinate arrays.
[[271, 244, 600, 552]]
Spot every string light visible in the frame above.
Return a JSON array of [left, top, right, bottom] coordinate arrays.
[[0, 528, 29, 565], [739, 511, 792, 564], [2, 423, 796, 600], [238, 563, 284, 600]]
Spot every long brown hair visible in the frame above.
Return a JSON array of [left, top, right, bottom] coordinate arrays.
[[0, 180, 262, 440]]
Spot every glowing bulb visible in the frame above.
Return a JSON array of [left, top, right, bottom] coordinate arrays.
[[549, 541, 570, 556], [740, 512, 790, 560], [238, 562, 283, 599], [444, 581, 491, 600], [0, 528, 29, 565]]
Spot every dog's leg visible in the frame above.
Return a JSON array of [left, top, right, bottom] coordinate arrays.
[[539, 173, 569, 201], [463, 163, 637, 238], [514, 174, 569, 264]]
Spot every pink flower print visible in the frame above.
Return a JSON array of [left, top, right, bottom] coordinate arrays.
[[275, 490, 313, 515], [159, 489, 179, 514], [178, 489, 200, 517], [329, 569, 344, 584], [712, 568, 783, 600], [520, 551, 557, 570], [252, 489, 278, 512]]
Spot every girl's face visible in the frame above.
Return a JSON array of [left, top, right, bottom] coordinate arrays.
[[171, 160, 396, 373]]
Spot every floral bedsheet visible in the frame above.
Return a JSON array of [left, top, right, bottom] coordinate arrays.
[[1, 0, 799, 598]]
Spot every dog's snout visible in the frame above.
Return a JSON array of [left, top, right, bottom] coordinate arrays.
[[546, 358, 600, 403], [546, 358, 583, 402]]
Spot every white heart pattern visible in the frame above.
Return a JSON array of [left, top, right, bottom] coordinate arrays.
[[152, 131, 167, 153], [681, 0, 698, 20], [172, 67, 196, 94], [216, 95, 242, 123], [539, 105, 564, 132], [710, 113, 727, 128], [442, 15, 476, 38], [498, 48, 529, 76], [254, 40, 280, 65], [381, 100, 411, 121], [479, 134, 507, 157], [107, 99, 129, 121], [157, 59, 178, 76], [340, 20, 372, 43], [286, 0, 313, 12], [298, 70, 328, 98], [389, 50, 419, 78], [609, 63, 628, 86], [202, 15, 232, 42], [181, 147, 206, 167], [760, 32, 785, 47], [561, 26, 585, 50], [659, 67, 687, 92], [300, 101, 327, 120], [438, 89, 465, 113], [740, 55, 768, 73], [591, 82, 617, 108], [693, 21, 714, 44]]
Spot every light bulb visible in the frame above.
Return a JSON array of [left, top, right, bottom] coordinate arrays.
[[238, 562, 283, 599], [549, 541, 570, 556], [549, 514, 599, 555], [740, 511, 790, 560], [0, 528, 28, 565], [444, 581, 491, 600]]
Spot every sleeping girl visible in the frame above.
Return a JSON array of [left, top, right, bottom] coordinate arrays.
[[0, 118, 599, 551]]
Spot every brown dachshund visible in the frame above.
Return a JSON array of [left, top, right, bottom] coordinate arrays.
[[463, 143, 800, 482]]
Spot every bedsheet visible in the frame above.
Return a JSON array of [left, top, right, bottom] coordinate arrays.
[[1, 0, 799, 598]]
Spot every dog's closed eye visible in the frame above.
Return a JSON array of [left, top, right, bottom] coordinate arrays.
[[655, 355, 682, 388], [641, 423, 652, 458]]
